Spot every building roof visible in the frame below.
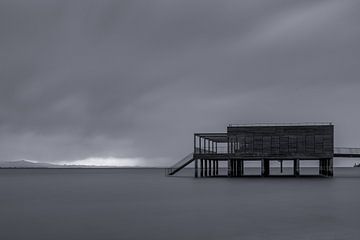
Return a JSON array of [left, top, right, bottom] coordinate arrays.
[[228, 122, 332, 127]]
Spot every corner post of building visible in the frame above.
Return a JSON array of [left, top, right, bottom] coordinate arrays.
[[261, 159, 265, 177]]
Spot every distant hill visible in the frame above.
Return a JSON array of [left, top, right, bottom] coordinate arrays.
[[0, 160, 112, 168], [0, 160, 59, 168]]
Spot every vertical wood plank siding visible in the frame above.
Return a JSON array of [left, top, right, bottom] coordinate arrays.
[[227, 125, 334, 159]]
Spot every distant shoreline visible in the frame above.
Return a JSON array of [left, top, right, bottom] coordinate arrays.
[[0, 167, 166, 169], [0, 167, 358, 169]]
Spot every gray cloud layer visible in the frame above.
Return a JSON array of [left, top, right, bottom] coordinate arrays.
[[1, 0, 360, 165]]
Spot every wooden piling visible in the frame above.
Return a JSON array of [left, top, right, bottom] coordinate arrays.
[[195, 159, 198, 178], [294, 159, 299, 176]]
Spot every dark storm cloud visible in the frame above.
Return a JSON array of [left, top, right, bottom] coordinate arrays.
[[1, 0, 360, 165]]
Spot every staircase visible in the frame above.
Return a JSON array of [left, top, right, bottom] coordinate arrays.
[[165, 153, 194, 176]]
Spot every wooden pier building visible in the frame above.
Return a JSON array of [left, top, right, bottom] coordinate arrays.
[[166, 123, 360, 177]]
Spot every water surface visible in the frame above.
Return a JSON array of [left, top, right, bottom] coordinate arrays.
[[0, 168, 360, 240]]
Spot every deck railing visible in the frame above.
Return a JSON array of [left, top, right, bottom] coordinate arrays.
[[194, 146, 360, 155], [334, 147, 360, 155], [194, 147, 228, 154]]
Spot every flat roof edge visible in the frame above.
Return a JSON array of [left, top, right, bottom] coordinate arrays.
[[228, 122, 333, 127]]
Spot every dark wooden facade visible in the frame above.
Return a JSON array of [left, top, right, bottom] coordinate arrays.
[[227, 125, 334, 160]]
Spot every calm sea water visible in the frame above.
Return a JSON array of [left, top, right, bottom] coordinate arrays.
[[0, 168, 360, 240]]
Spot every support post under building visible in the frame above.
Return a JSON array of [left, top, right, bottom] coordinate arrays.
[[263, 159, 270, 177], [195, 159, 198, 178], [200, 159, 204, 177], [294, 159, 300, 177]]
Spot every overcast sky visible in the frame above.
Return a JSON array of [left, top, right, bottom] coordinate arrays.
[[1, 0, 360, 166]]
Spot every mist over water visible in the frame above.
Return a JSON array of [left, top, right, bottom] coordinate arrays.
[[1, 168, 360, 240]]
